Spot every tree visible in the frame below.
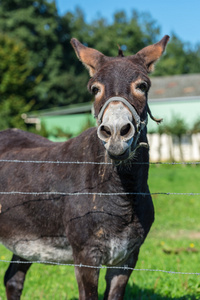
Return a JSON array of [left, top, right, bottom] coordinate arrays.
[[0, 34, 35, 129], [1, 2, 200, 116], [65, 9, 160, 57], [0, 0, 67, 109], [153, 34, 200, 76]]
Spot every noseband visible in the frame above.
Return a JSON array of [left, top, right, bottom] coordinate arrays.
[[97, 96, 147, 130], [97, 96, 148, 151]]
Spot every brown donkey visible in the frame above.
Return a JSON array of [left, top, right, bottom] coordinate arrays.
[[0, 35, 169, 299]]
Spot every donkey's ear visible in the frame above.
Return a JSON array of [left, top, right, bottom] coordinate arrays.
[[135, 35, 170, 73], [71, 38, 106, 76]]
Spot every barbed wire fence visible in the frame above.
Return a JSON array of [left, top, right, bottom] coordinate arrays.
[[0, 159, 200, 165], [0, 158, 200, 276]]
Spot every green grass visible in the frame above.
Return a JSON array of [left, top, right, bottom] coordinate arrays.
[[1, 165, 200, 299]]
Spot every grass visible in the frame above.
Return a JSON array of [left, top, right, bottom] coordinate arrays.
[[1, 165, 200, 299]]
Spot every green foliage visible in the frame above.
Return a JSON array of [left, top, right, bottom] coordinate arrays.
[[64, 9, 200, 80], [0, 2, 200, 132], [153, 34, 200, 76], [165, 116, 188, 138], [64, 9, 160, 57], [27, 122, 49, 138], [0, 0, 67, 109], [49, 127, 74, 140], [190, 119, 200, 134], [0, 34, 35, 129], [150, 116, 200, 136]]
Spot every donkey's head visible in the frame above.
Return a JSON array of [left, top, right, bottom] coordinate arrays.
[[71, 36, 169, 161]]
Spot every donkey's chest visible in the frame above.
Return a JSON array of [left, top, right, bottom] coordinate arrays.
[[90, 216, 144, 265], [104, 235, 143, 265]]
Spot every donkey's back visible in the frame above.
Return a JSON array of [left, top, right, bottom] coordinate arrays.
[[0, 128, 54, 151]]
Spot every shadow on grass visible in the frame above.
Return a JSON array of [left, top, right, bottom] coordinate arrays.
[[98, 283, 198, 300]]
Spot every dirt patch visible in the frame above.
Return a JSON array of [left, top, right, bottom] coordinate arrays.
[[150, 229, 200, 240], [186, 231, 200, 239]]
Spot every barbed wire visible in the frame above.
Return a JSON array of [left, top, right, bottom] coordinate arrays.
[[0, 158, 200, 280], [0, 259, 200, 276], [0, 191, 199, 196], [0, 159, 199, 165], [0, 159, 199, 196]]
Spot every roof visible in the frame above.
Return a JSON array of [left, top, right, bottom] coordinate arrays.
[[23, 102, 93, 119], [149, 73, 200, 100]]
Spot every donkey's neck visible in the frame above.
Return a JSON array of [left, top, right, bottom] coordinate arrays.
[[113, 131, 150, 193]]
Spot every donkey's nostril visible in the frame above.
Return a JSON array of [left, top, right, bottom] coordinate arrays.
[[120, 123, 131, 137], [100, 125, 111, 138]]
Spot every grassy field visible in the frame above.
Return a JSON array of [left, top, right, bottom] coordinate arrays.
[[0, 164, 200, 299]]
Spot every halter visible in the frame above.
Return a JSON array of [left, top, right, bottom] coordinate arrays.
[[97, 96, 148, 150], [97, 96, 148, 130]]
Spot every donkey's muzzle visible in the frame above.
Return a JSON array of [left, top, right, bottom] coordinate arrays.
[[98, 122, 134, 142], [96, 97, 147, 161], [97, 121, 135, 160]]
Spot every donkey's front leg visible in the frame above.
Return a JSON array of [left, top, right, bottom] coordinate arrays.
[[74, 250, 100, 300], [74, 264, 99, 300], [103, 250, 139, 300]]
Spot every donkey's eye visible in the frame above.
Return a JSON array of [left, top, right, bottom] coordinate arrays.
[[91, 86, 100, 95], [136, 82, 148, 93]]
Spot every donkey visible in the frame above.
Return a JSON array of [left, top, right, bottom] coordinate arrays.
[[0, 35, 169, 299]]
